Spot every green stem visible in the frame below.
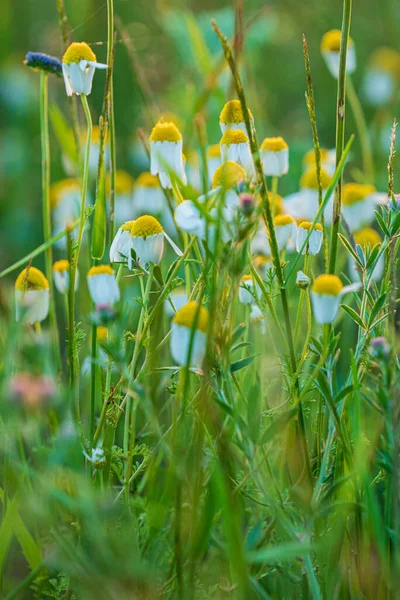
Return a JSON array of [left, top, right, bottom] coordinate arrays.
[[271, 176, 278, 217], [40, 71, 61, 371], [329, 0, 353, 274], [346, 77, 374, 183], [90, 323, 97, 448], [294, 254, 309, 343], [4, 563, 45, 600], [107, 0, 117, 239]]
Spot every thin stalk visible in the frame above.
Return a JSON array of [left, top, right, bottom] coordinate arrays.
[[107, 0, 117, 240], [346, 77, 374, 183], [271, 176, 278, 217], [90, 323, 97, 447], [40, 71, 61, 371], [294, 254, 309, 343], [329, 0, 353, 274]]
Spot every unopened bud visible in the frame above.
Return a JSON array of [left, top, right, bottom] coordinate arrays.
[[239, 192, 254, 215], [296, 270, 310, 290], [369, 336, 390, 359]]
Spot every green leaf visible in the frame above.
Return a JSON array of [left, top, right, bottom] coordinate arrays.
[[338, 233, 362, 265], [246, 541, 315, 564], [341, 304, 366, 330], [375, 210, 390, 237], [183, 12, 213, 75], [368, 292, 388, 328], [229, 354, 255, 373], [49, 103, 77, 165]]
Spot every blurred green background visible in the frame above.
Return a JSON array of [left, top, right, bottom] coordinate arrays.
[[0, 0, 398, 270]]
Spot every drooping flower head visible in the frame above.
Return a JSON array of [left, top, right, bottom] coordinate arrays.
[[129, 215, 181, 268], [321, 29, 356, 79], [296, 221, 323, 255], [220, 130, 253, 176], [341, 183, 379, 230], [302, 148, 336, 176], [107, 170, 135, 226], [311, 274, 360, 324], [349, 227, 384, 282], [207, 144, 222, 183], [149, 121, 186, 189], [239, 274, 257, 305], [170, 301, 209, 368], [284, 166, 333, 224], [53, 259, 78, 294], [260, 136, 289, 177], [110, 220, 136, 263], [50, 179, 82, 247], [212, 161, 247, 190], [62, 42, 107, 96], [132, 172, 166, 219], [15, 266, 49, 324], [86, 265, 120, 308], [219, 99, 253, 134], [363, 47, 400, 106], [273, 214, 296, 250]]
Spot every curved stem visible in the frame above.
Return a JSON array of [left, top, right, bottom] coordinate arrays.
[[347, 77, 374, 183], [107, 0, 117, 240]]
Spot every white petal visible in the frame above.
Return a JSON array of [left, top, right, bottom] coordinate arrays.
[[170, 322, 207, 368]]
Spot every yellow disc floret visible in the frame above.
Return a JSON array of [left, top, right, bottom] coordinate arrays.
[[253, 254, 271, 268], [135, 172, 160, 188], [130, 215, 163, 238], [303, 148, 331, 167], [212, 161, 247, 189], [149, 122, 182, 143], [369, 47, 400, 76], [15, 267, 49, 291], [220, 129, 249, 145], [50, 179, 80, 208], [354, 228, 382, 248], [173, 301, 209, 333], [52, 260, 70, 273], [121, 220, 136, 232], [220, 99, 253, 125], [241, 274, 253, 282], [274, 214, 295, 226], [63, 42, 97, 65], [87, 265, 114, 278], [300, 166, 332, 190], [299, 221, 323, 232], [107, 170, 134, 194], [97, 326, 108, 342], [321, 30, 354, 54], [312, 274, 343, 296], [207, 144, 221, 158], [342, 183, 376, 206], [260, 136, 288, 152]]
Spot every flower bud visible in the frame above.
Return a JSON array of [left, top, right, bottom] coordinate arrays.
[[369, 336, 390, 359], [239, 192, 255, 215], [296, 270, 310, 290]]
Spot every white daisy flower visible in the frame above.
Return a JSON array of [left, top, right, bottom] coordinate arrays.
[[321, 30, 356, 79], [219, 99, 253, 134], [174, 200, 206, 239], [260, 136, 289, 177], [239, 275, 258, 304], [109, 220, 135, 263], [132, 172, 167, 219], [165, 287, 189, 318], [249, 304, 266, 333], [302, 148, 337, 176], [341, 183, 381, 231], [207, 144, 222, 184], [52, 260, 78, 294], [86, 265, 120, 307], [108, 170, 135, 227], [129, 215, 182, 268], [220, 129, 253, 176], [311, 275, 361, 325], [253, 253, 272, 277], [349, 228, 384, 282], [149, 121, 185, 189], [273, 214, 296, 251], [363, 48, 400, 106], [284, 166, 333, 224], [83, 445, 106, 466], [170, 301, 208, 368], [51, 179, 83, 249], [15, 267, 49, 324], [296, 221, 324, 255], [62, 42, 107, 97]]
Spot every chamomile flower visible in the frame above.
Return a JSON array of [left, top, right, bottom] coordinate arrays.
[[165, 287, 189, 318], [87, 265, 120, 307], [220, 130, 253, 176], [260, 137, 289, 177], [129, 215, 182, 268], [302, 148, 336, 176], [51, 179, 82, 248], [253, 253, 272, 277], [239, 275, 258, 304], [363, 47, 400, 106], [207, 144, 222, 184], [185, 150, 202, 189], [341, 183, 381, 230], [170, 301, 209, 368], [296, 221, 323, 255], [52, 260, 78, 294], [311, 274, 360, 324], [212, 161, 247, 190], [349, 228, 384, 282], [107, 170, 135, 226], [15, 267, 49, 324], [132, 172, 166, 218], [219, 99, 253, 134], [249, 304, 266, 333], [174, 200, 206, 239], [321, 30, 356, 79], [273, 214, 296, 250], [284, 166, 333, 224], [110, 220, 136, 263], [62, 42, 107, 97], [149, 121, 185, 189]]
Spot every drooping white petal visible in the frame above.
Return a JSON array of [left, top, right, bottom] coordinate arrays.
[[15, 289, 50, 324], [170, 322, 207, 368], [311, 292, 341, 325], [130, 232, 165, 266], [87, 273, 120, 306]]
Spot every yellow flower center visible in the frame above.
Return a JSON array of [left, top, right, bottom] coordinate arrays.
[[303, 148, 331, 166], [220, 99, 253, 125], [63, 42, 97, 65], [121, 220, 136, 232], [312, 274, 343, 296], [300, 166, 332, 190], [53, 260, 70, 273], [173, 301, 209, 333], [321, 30, 354, 54], [107, 170, 134, 194], [220, 129, 249, 145], [370, 47, 400, 75], [157, 112, 182, 128], [87, 265, 114, 278], [15, 267, 49, 291], [97, 326, 108, 342], [354, 228, 382, 248], [149, 122, 182, 143], [260, 136, 288, 152], [50, 179, 80, 208], [130, 215, 163, 238], [274, 214, 295, 226], [207, 144, 221, 158], [253, 254, 271, 268], [342, 183, 376, 206], [135, 172, 160, 188], [241, 274, 253, 282], [212, 162, 247, 189], [299, 221, 323, 232]]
